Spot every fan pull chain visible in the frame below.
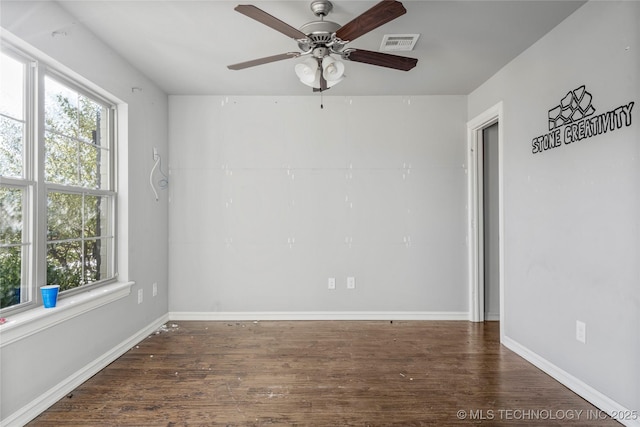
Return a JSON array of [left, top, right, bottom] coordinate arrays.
[[320, 89, 324, 109]]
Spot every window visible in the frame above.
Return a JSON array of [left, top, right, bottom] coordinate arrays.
[[0, 49, 30, 311], [44, 76, 115, 292], [0, 46, 117, 313]]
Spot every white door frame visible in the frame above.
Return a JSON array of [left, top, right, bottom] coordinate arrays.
[[467, 102, 505, 339]]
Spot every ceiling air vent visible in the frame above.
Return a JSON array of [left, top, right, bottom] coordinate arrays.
[[380, 34, 420, 52]]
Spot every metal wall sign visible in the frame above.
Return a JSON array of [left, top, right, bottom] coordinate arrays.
[[531, 85, 634, 154]]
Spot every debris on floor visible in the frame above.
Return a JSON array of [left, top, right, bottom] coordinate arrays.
[[227, 322, 248, 328], [154, 323, 179, 335]]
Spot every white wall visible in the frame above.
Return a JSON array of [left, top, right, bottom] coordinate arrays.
[[169, 95, 468, 316], [469, 0, 639, 413], [0, 1, 169, 422]]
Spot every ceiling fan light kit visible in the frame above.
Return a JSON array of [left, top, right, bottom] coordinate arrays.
[[294, 57, 344, 90], [322, 56, 345, 82], [295, 58, 321, 85], [228, 0, 418, 92]]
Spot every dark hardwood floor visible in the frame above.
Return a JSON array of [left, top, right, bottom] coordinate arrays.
[[29, 321, 618, 426]]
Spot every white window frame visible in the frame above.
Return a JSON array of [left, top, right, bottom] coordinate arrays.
[[0, 41, 122, 317], [42, 71, 118, 296]]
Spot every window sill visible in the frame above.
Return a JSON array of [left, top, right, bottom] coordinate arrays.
[[0, 281, 134, 348]]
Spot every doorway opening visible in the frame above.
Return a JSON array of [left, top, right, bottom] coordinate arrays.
[[482, 123, 500, 321], [467, 103, 504, 339]]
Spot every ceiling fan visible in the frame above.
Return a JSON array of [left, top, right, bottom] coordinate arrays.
[[227, 0, 418, 91]]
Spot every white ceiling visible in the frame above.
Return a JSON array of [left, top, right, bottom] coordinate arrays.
[[56, 0, 585, 96]]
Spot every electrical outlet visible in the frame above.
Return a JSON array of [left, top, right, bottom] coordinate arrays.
[[152, 282, 158, 297], [576, 320, 586, 343], [153, 147, 159, 160], [138, 289, 143, 304], [347, 277, 356, 289], [328, 278, 336, 290]]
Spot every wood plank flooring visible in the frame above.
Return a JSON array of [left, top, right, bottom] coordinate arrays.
[[29, 321, 618, 426]]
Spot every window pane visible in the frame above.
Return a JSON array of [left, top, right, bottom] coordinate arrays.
[[84, 195, 110, 237], [47, 241, 82, 291], [45, 132, 79, 185], [0, 246, 22, 309], [99, 148, 110, 190], [0, 52, 25, 120], [45, 77, 78, 137], [84, 238, 111, 284], [47, 192, 82, 241], [79, 142, 99, 188], [0, 51, 25, 179], [0, 115, 24, 178], [78, 95, 106, 144], [44, 78, 110, 190], [0, 186, 23, 244]]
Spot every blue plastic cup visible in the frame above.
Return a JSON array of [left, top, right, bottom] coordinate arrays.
[[41, 285, 60, 308]]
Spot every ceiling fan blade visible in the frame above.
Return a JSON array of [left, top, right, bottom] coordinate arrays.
[[227, 52, 301, 70], [345, 49, 417, 71], [335, 0, 406, 43], [235, 5, 308, 40]]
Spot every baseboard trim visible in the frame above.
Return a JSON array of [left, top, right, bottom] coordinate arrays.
[[485, 312, 500, 321], [1, 313, 170, 427], [169, 311, 469, 321], [503, 335, 640, 427]]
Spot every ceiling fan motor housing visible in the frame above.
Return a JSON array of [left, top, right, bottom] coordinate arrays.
[[298, 20, 345, 55]]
